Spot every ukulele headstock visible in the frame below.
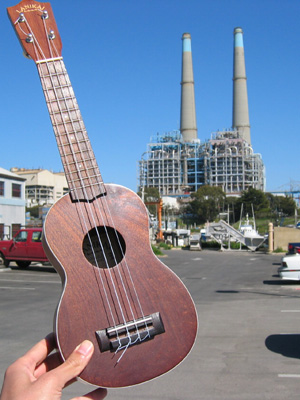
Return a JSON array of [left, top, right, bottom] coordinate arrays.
[[7, 0, 62, 62]]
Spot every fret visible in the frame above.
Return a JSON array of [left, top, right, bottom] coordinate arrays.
[[67, 173, 104, 185], [57, 137, 90, 147], [61, 151, 94, 160], [66, 172, 104, 185], [70, 181, 106, 192], [63, 158, 98, 169], [37, 58, 106, 201], [64, 164, 100, 177]]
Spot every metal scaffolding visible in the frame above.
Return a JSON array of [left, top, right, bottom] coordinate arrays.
[[138, 131, 206, 195], [208, 130, 265, 195], [138, 130, 265, 197]]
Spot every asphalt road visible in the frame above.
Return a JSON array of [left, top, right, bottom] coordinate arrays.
[[1, 249, 300, 400]]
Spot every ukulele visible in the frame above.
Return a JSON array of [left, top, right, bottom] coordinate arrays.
[[7, 0, 197, 388]]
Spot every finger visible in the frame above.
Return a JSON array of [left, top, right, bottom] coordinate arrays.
[[4, 334, 56, 388], [49, 340, 94, 387], [20, 333, 56, 370], [72, 387, 107, 400], [34, 351, 62, 378]]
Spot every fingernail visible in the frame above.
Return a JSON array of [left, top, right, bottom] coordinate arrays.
[[76, 340, 94, 356]]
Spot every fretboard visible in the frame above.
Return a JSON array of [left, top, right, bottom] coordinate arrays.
[[37, 58, 106, 202]]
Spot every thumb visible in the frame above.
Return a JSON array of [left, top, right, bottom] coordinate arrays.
[[53, 340, 94, 387]]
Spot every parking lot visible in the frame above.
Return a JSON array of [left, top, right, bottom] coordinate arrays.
[[1, 249, 300, 399]]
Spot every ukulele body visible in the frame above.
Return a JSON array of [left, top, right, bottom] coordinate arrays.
[[43, 184, 197, 388]]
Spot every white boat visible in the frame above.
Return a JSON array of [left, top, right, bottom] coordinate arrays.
[[239, 205, 265, 251]]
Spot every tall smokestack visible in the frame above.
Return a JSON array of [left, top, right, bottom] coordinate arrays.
[[232, 27, 251, 144], [180, 33, 197, 142]]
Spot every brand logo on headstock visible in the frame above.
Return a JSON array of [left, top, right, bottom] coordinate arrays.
[[16, 4, 45, 13]]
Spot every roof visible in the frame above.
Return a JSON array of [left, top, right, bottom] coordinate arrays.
[[0, 167, 26, 181]]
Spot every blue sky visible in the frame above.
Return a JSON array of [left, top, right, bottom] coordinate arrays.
[[1, 0, 300, 193]]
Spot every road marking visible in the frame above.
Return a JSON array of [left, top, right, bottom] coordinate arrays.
[[278, 374, 300, 378], [7, 272, 56, 278], [281, 310, 300, 313], [0, 286, 35, 290], [0, 279, 60, 284], [281, 286, 300, 289]]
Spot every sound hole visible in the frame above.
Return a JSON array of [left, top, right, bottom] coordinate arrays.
[[82, 226, 126, 268]]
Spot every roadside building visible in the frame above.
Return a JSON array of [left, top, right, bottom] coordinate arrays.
[[10, 168, 68, 207], [0, 167, 26, 239]]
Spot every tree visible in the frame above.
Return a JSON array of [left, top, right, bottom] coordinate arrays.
[[238, 188, 270, 217], [240, 188, 269, 211], [137, 186, 160, 202], [182, 185, 226, 225], [266, 193, 296, 217], [137, 187, 160, 215], [278, 196, 296, 216], [225, 196, 240, 224]]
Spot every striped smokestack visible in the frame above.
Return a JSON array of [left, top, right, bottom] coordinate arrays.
[[232, 27, 251, 144], [180, 33, 198, 142]]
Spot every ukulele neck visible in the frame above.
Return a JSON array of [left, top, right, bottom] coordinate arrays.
[[37, 57, 106, 202]]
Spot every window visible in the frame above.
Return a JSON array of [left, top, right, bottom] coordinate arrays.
[[0, 181, 4, 196], [14, 230, 27, 242], [32, 231, 42, 242], [12, 183, 21, 198], [12, 224, 21, 238]]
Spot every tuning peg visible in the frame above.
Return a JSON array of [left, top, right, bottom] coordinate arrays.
[[42, 11, 49, 19], [48, 30, 55, 40], [25, 33, 33, 43], [18, 13, 25, 23], [23, 50, 32, 60]]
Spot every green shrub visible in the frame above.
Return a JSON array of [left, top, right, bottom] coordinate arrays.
[[158, 242, 172, 250], [273, 247, 284, 253], [151, 245, 164, 256], [201, 241, 220, 249]]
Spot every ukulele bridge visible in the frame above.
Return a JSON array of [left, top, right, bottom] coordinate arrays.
[[95, 312, 165, 353]]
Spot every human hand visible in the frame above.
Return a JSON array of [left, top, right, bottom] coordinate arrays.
[[0, 333, 107, 400]]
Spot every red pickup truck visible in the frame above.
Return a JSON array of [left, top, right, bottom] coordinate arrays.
[[0, 228, 49, 268]]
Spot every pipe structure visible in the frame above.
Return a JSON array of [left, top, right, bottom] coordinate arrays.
[[180, 33, 198, 142], [232, 27, 251, 145]]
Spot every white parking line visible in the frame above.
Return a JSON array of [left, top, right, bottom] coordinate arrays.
[[278, 374, 300, 378], [281, 286, 300, 289], [0, 279, 60, 284], [0, 286, 35, 290], [281, 310, 300, 312], [5, 273, 56, 278]]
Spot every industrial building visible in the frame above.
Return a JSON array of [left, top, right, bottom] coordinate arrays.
[[10, 168, 68, 207], [138, 29, 265, 197]]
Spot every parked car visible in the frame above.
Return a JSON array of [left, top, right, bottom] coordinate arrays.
[[278, 253, 300, 281], [287, 242, 300, 255], [0, 228, 49, 268]]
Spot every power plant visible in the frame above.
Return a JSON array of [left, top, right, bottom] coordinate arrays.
[[138, 29, 265, 197]]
